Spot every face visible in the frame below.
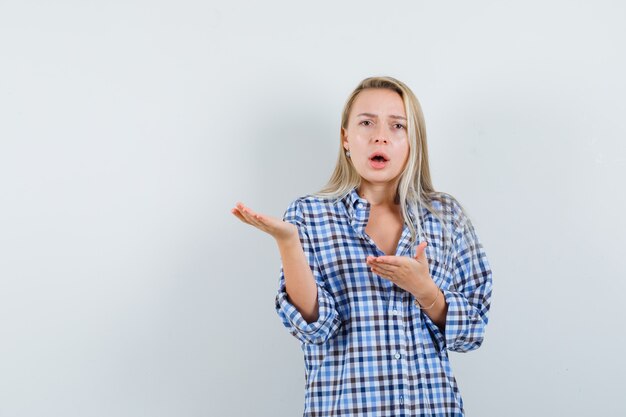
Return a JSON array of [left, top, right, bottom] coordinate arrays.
[[342, 88, 410, 187]]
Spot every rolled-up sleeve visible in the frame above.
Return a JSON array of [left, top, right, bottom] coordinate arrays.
[[423, 214, 493, 353], [274, 200, 341, 345]]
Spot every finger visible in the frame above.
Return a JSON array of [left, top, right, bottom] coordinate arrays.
[[371, 256, 398, 265], [373, 268, 395, 279], [236, 202, 257, 216], [238, 206, 265, 228], [366, 256, 379, 266], [370, 265, 398, 281], [242, 206, 267, 224], [373, 267, 395, 281], [235, 206, 253, 222], [246, 214, 264, 229], [236, 202, 251, 214], [232, 207, 255, 224], [370, 265, 387, 278], [249, 212, 269, 227], [415, 241, 428, 260], [231, 208, 249, 223], [370, 263, 397, 274], [237, 204, 260, 223], [253, 212, 270, 224]]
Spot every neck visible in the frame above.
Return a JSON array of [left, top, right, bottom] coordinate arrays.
[[357, 181, 399, 208]]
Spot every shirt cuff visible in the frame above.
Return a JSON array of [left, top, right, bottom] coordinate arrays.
[[275, 283, 341, 345], [421, 288, 485, 353]]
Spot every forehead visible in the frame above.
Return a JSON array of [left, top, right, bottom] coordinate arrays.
[[351, 88, 405, 116]]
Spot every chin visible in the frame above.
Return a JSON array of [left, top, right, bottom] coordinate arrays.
[[361, 175, 398, 185]]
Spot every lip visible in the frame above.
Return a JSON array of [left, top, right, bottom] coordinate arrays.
[[369, 158, 388, 169], [368, 151, 390, 162]]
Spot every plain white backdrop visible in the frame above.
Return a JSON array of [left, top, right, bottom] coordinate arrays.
[[1, 1, 625, 416]]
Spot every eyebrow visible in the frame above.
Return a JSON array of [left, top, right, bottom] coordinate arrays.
[[356, 112, 407, 121]]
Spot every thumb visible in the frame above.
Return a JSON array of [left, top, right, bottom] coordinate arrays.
[[414, 241, 428, 260]]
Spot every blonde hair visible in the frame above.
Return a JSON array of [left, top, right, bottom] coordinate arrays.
[[315, 76, 458, 247]]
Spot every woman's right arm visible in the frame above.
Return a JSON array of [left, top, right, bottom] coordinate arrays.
[[232, 201, 318, 321], [276, 234, 319, 323], [232, 199, 341, 344]]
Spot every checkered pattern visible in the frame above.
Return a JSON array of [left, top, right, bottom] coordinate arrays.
[[275, 186, 493, 416]]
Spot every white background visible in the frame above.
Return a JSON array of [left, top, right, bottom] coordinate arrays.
[[1, 1, 625, 416]]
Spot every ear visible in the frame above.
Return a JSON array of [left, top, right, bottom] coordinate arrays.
[[341, 127, 348, 150]]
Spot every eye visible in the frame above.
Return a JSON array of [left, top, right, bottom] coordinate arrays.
[[393, 123, 405, 130], [359, 120, 373, 126]]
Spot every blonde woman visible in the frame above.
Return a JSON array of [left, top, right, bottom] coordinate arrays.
[[231, 76, 493, 416]]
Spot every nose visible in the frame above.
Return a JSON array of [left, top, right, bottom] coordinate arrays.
[[371, 125, 388, 144]]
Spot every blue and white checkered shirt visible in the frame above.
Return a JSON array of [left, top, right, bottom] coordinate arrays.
[[275, 186, 493, 416]]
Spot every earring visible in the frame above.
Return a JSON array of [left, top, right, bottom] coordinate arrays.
[[345, 150, 351, 158]]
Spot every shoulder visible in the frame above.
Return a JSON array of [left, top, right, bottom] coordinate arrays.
[[281, 193, 339, 225], [427, 191, 471, 235]]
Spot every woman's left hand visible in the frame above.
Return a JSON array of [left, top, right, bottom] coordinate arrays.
[[366, 241, 432, 296]]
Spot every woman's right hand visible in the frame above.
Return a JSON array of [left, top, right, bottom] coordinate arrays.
[[231, 202, 299, 243]]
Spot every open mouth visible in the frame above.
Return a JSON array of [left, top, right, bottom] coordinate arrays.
[[369, 153, 389, 169], [369, 151, 390, 162]]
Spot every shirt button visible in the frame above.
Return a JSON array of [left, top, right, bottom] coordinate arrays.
[[394, 352, 401, 360], [400, 395, 404, 404], [392, 309, 398, 315], [356, 203, 364, 210]]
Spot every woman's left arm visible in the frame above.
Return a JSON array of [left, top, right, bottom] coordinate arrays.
[[367, 210, 493, 353], [432, 216, 493, 353]]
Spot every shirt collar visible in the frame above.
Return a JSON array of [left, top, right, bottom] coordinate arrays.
[[340, 187, 368, 238], [343, 186, 369, 221], [342, 186, 424, 255], [342, 185, 421, 224]]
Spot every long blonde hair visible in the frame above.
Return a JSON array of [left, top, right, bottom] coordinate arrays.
[[315, 76, 455, 247]]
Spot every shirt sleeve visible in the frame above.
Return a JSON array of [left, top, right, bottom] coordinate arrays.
[[274, 199, 342, 345], [422, 213, 493, 353]]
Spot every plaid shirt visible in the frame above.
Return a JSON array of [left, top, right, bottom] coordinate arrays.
[[275, 186, 493, 416]]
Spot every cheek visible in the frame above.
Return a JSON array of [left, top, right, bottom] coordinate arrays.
[[397, 141, 409, 157], [397, 145, 410, 167], [351, 141, 369, 156]]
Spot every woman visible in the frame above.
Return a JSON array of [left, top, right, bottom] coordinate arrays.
[[231, 76, 493, 416]]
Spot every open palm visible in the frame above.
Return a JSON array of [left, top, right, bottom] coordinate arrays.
[[231, 202, 298, 242]]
